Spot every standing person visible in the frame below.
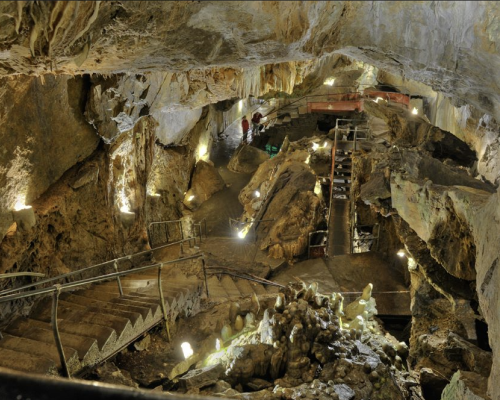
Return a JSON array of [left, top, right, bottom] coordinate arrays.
[[241, 116, 249, 143], [251, 112, 263, 135]]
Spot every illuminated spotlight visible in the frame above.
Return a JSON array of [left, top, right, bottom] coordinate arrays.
[[374, 97, 384, 103], [254, 190, 261, 198], [323, 77, 335, 86], [305, 155, 311, 164], [188, 195, 195, 201], [397, 249, 406, 258], [312, 143, 319, 151], [323, 141, 328, 147], [120, 204, 134, 214], [237, 230, 245, 239], [14, 198, 31, 211], [215, 338, 221, 351], [198, 145, 208, 159], [181, 342, 194, 359], [412, 107, 418, 115]]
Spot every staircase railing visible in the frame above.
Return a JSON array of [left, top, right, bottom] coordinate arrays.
[[0, 249, 208, 378], [0, 237, 196, 297], [148, 218, 208, 248]]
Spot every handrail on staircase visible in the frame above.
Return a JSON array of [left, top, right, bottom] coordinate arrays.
[[0, 252, 207, 379], [0, 237, 197, 297]]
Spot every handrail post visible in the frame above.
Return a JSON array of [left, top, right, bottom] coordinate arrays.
[[179, 221, 184, 240], [201, 257, 209, 298], [51, 285, 71, 378], [180, 241, 184, 255], [157, 265, 171, 342], [198, 224, 203, 244], [113, 261, 124, 296]]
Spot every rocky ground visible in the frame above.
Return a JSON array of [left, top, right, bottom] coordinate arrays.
[[89, 282, 423, 400]]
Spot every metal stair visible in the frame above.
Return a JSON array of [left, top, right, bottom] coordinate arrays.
[[0, 256, 204, 378]]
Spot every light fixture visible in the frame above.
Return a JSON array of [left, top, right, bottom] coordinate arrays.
[[254, 190, 261, 198], [215, 338, 221, 351], [374, 97, 384, 103], [181, 342, 194, 359], [323, 77, 335, 86], [305, 155, 311, 164], [397, 249, 406, 258], [13, 197, 31, 211], [323, 141, 328, 147], [198, 144, 208, 159], [312, 143, 319, 151], [412, 107, 418, 115], [237, 230, 245, 239], [188, 195, 195, 201], [314, 181, 322, 195]]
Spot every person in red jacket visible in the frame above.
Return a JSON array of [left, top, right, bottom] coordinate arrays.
[[252, 112, 263, 135], [241, 116, 250, 143]]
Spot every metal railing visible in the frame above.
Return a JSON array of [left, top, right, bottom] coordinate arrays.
[[148, 218, 209, 249], [0, 237, 197, 297], [0, 250, 208, 378]]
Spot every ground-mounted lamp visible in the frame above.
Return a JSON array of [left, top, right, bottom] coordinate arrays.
[[12, 200, 36, 231], [412, 107, 419, 115], [254, 190, 261, 198], [311, 142, 319, 151], [181, 342, 194, 360]]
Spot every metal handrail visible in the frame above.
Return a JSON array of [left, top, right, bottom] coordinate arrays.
[[0, 238, 196, 297], [0, 272, 45, 279], [0, 252, 207, 378]]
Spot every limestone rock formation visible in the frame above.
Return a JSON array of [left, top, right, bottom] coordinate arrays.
[[239, 148, 323, 260], [228, 145, 270, 174], [183, 160, 225, 210], [0, 75, 99, 242], [0, 2, 497, 120]]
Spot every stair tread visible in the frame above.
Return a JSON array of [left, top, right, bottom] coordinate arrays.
[[220, 276, 242, 298], [233, 278, 257, 297], [250, 282, 267, 296], [21, 326, 100, 362], [0, 334, 79, 370], [0, 347, 58, 375], [60, 293, 152, 320], [206, 276, 229, 298], [57, 320, 116, 351]]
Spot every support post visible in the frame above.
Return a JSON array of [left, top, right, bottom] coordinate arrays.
[[201, 257, 209, 298], [51, 286, 71, 378], [157, 265, 171, 342], [113, 261, 124, 296], [179, 221, 184, 240]]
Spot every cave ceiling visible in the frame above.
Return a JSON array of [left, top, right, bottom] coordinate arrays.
[[0, 1, 498, 119]]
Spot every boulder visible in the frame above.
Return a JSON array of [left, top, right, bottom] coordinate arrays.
[[228, 144, 270, 174], [178, 363, 224, 390], [183, 160, 225, 210]]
